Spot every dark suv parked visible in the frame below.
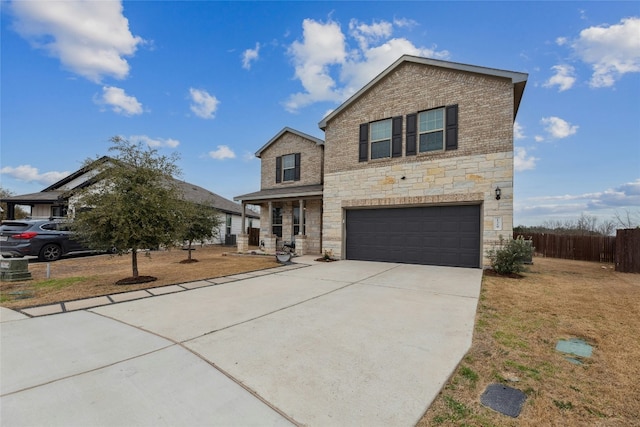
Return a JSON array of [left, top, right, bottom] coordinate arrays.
[[0, 219, 95, 261]]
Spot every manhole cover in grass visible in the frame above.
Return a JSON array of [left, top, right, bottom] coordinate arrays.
[[556, 338, 593, 358], [480, 383, 527, 418]]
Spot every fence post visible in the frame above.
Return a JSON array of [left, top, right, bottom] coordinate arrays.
[[616, 228, 640, 273]]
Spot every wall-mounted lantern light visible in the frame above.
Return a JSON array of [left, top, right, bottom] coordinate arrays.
[[495, 186, 502, 200]]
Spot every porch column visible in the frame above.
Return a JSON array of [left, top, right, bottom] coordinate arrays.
[[299, 199, 305, 235], [240, 202, 246, 234], [268, 201, 273, 234]]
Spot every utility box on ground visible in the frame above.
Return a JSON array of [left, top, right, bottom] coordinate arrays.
[[0, 258, 33, 282]]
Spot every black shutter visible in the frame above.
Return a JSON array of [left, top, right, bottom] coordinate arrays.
[[275, 156, 282, 183], [406, 113, 417, 156], [446, 104, 458, 151], [392, 116, 402, 158], [359, 123, 369, 162], [294, 153, 301, 181]]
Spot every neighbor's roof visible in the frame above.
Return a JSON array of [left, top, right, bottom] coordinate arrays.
[[318, 55, 528, 130], [2, 157, 258, 218], [174, 180, 259, 218], [255, 127, 324, 158], [0, 191, 64, 204], [235, 184, 323, 203]]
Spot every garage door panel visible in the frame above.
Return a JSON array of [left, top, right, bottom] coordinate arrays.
[[346, 205, 480, 268]]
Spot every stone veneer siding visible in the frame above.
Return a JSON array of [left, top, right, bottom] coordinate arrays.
[[321, 62, 516, 267], [260, 132, 324, 190]]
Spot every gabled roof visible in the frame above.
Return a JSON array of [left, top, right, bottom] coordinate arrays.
[[318, 55, 528, 130], [175, 180, 259, 218], [2, 157, 258, 218], [42, 156, 111, 192], [255, 127, 324, 158]]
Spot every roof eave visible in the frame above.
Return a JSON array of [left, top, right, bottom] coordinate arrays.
[[255, 127, 324, 158]]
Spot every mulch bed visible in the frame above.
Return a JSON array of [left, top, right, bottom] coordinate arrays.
[[115, 276, 158, 285]]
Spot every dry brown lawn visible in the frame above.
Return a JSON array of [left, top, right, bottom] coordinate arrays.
[[0, 245, 279, 310], [418, 257, 640, 427]]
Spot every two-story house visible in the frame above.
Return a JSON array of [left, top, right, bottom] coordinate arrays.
[[236, 55, 527, 268]]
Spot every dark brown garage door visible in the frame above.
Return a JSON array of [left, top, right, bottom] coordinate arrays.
[[345, 205, 481, 268]]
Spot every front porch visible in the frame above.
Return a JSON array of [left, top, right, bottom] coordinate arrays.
[[235, 185, 323, 257]]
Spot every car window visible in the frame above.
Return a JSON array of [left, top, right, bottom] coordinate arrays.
[[0, 222, 30, 232], [41, 223, 58, 231]]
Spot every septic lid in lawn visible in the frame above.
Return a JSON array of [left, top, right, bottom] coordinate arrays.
[[556, 338, 593, 358], [480, 383, 527, 418]]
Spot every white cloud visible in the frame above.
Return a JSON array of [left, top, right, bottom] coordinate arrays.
[[555, 37, 568, 46], [514, 121, 525, 140], [572, 17, 640, 88], [514, 147, 538, 172], [525, 179, 640, 208], [515, 179, 640, 224], [189, 88, 219, 119], [97, 86, 143, 116], [543, 64, 576, 92], [0, 165, 69, 185], [285, 17, 448, 112], [10, 0, 143, 83], [349, 19, 393, 50], [208, 145, 236, 160], [242, 43, 260, 70], [540, 116, 578, 139], [130, 135, 180, 148], [242, 151, 257, 161], [285, 19, 347, 111]]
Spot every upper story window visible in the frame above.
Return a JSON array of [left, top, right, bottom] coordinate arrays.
[[370, 119, 391, 159], [418, 108, 444, 152], [358, 105, 457, 162], [275, 153, 301, 183], [282, 154, 296, 181], [359, 116, 403, 162]]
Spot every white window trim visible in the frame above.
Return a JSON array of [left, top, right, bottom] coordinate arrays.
[[418, 107, 445, 153]]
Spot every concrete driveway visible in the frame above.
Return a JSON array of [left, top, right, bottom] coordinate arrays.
[[0, 259, 482, 426]]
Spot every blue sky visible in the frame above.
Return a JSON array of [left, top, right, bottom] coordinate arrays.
[[1, 1, 639, 227]]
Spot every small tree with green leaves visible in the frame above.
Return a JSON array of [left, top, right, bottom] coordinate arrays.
[[179, 202, 222, 262], [486, 235, 534, 276], [71, 136, 183, 283]]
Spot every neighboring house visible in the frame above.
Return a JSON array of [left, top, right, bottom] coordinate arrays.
[[236, 55, 527, 268], [1, 156, 259, 245]]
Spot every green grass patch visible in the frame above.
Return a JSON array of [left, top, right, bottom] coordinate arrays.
[[553, 400, 573, 410], [504, 359, 542, 380], [493, 330, 529, 350], [33, 277, 87, 291], [460, 366, 479, 386], [444, 395, 471, 418]]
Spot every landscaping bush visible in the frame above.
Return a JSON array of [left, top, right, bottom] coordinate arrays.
[[486, 235, 534, 275]]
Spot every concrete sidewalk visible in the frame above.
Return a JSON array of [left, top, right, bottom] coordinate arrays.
[[0, 260, 482, 426]]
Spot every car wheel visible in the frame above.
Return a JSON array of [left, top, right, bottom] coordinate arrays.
[[40, 244, 62, 261]]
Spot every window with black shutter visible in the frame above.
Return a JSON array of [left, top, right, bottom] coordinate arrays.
[[276, 153, 301, 182]]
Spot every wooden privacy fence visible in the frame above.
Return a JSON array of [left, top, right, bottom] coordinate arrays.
[[615, 228, 640, 273], [514, 232, 616, 263]]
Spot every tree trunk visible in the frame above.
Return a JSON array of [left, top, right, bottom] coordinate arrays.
[[131, 249, 139, 278], [188, 240, 193, 261]]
